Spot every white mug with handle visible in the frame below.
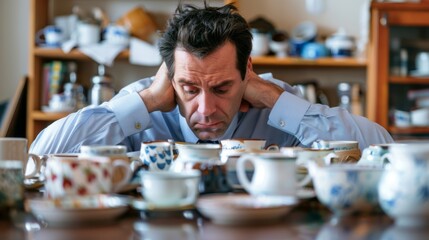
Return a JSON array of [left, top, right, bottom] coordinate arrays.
[[237, 152, 308, 197]]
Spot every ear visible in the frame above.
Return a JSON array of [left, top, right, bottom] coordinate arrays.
[[245, 57, 253, 80]]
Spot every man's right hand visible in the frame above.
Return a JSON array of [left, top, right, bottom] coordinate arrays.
[[139, 62, 176, 113]]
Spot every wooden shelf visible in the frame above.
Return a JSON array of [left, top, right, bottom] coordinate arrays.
[[33, 47, 130, 60], [33, 48, 367, 67], [31, 111, 71, 121], [251, 56, 367, 67], [390, 76, 429, 84], [389, 125, 429, 134]]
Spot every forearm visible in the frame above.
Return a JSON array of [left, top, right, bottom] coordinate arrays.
[[29, 92, 152, 155], [269, 92, 394, 150]]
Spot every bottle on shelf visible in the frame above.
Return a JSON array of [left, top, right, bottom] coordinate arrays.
[[337, 82, 352, 112], [89, 64, 115, 106], [63, 62, 86, 110]]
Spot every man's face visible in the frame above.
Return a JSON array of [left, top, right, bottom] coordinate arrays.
[[172, 42, 248, 140]]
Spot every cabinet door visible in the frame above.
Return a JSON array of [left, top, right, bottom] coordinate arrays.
[[369, 6, 429, 138]]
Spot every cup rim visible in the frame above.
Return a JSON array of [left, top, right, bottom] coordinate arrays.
[[141, 170, 201, 179], [175, 142, 221, 149]]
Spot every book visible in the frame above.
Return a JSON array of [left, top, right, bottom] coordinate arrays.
[[407, 88, 429, 100], [41, 60, 67, 107]]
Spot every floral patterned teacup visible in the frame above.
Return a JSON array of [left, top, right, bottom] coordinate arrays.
[[44, 156, 131, 199]]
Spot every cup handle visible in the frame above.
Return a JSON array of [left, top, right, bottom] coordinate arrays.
[[266, 144, 279, 151], [177, 178, 198, 206], [381, 153, 392, 168], [236, 155, 255, 194], [35, 28, 45, 45], [323, 152, 338, 165], [25, 153, 42, 179], [111, 159, 132, 192]]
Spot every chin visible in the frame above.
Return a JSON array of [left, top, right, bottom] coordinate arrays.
[[195, 130, 225, 140]]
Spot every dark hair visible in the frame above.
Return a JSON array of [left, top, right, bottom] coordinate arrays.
[[158, 1, 252, 80]]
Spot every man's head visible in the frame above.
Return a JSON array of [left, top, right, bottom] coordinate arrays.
[[158, 2, 253, 140], [159, 2, 252, 80]]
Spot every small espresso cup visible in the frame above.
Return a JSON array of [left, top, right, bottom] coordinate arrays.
[[36, 25, 63, 47], [44, 156, 132, 198], [0, 160, 23, 209], [140, 170, 201, 207], [312, 140, 361, 163], [0, 137, 42, 179], [140, 141, 174, 171]]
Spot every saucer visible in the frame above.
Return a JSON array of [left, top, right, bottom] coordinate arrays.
[[27, 194, 130, 226], [297, 188, 317, 199], [23, 178, 44, 190], [131, 198, 195, 212], [196, 194, 298, 225]]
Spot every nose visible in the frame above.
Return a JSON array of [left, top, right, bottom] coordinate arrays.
[[197, 92, 216, 116]]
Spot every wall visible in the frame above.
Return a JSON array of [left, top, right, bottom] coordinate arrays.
[[0, 0, 29, 102], [0, 0, 369, 106]]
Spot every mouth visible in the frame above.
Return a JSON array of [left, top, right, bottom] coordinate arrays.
[[195, 122, 222, 130]]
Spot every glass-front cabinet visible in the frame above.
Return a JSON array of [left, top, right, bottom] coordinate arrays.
[[368, 2, 429, 140]]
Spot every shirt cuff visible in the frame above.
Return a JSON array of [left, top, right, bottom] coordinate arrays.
[[109, 92, 151, 136], [268, 92, 311, 134]]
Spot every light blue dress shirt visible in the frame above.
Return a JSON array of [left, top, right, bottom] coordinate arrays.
[[29, 73, 394, 154]]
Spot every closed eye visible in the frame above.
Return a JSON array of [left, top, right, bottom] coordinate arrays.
[[183, 85, 199, 95]]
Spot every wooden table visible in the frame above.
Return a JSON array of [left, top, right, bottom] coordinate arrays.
[[2, 195, 426, 240]]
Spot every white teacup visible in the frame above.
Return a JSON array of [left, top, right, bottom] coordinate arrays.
[[80, 145, 130, 184], [281, 147, 337, 186], [357, 144, 391, 167], [0, 137, 42, 179], [236, 152, 307, 196], [221, 139, 279, 153], [312, 140, 361, 163], [104, 24, 130, 46], [44, 156, 132, 199], [140, 170, 201, 208], [36, 25, 63, 47], [221, 139, 279, 188], [309, 163, 383, 216], [378, 142, 429, 227]]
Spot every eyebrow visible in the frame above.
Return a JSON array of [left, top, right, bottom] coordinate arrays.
[[175, 78, 234, 88]]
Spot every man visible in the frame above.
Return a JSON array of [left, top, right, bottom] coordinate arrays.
[[30, 2, 393, 155]]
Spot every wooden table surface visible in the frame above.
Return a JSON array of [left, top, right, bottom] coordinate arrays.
[[2, 194, 427, 240]]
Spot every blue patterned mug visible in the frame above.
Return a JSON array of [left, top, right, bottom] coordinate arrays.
[[140, 142, 173, 171]]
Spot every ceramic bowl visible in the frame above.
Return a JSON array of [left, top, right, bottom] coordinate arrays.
[[309, 163, 383, 216], [378, 158, 429, 227]]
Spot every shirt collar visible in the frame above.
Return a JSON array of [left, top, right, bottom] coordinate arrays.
[[179, 113, 239, 143]]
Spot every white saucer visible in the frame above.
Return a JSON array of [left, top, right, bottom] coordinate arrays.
[[131, 198, 195, 212], [27, 194, 130, 226], [196, 194, 298, 225]]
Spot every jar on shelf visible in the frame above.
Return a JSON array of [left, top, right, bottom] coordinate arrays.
[[89, 64, 115, 106]]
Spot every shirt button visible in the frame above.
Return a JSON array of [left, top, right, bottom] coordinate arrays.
[[279, 120, 286, 127], [135, 122, 142, 130]]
